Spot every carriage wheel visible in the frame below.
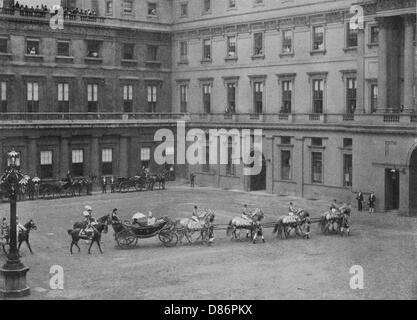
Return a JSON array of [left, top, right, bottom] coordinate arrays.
[[159, 231, 178, 247], [115, 229, 137, 249], [120, 182, 130, 193]]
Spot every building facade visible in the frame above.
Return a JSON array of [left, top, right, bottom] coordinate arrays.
[[1, 0, 417, 215]]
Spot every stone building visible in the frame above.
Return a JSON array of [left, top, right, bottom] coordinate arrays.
[[0, 0, 416, 215]]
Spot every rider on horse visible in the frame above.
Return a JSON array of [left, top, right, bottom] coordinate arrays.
[[81, 205, 97, 238], [242, 204, 252, 221], [191, 206, 200, 222], [288, 202, 298, 216], [330, 199, 339, 214], [16, 216, 27, 235], [110, 208, 120, 223]]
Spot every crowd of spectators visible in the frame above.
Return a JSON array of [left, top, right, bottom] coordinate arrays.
[[8, 2, 97, 17]]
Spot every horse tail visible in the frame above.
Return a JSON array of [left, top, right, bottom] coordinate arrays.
[[226, 220, 233, 237], [272, 222, 279, 234]]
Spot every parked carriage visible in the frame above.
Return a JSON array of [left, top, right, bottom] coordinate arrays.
[[111, 216, 178, 249]]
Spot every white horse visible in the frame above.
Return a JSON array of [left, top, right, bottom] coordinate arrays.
[[226, 208, 265, 243], [176, 209, 215, 244]]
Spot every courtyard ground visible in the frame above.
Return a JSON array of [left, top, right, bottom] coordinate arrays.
[[1, 184, 416, 300]]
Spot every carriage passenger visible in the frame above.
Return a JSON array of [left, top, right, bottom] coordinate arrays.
[[110, 208, 120, 222], [147, 211, 156, 225]]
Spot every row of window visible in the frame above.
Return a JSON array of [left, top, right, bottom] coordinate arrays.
[[180, 0, 265, 17], [0, 38, 160, 62], [9, 147, 154, 179], [0, 81, 159, 113], [177, 76, 378, 114], [178, 24, 385, 63]]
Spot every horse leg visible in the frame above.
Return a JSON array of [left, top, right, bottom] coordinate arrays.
[[96, 238, 103, 254], [75, 240, 81, 252], [88, 239, 94, 254], [252, 229, 257, 244], [26, 240, 34, 254], [70, 241, 74, 254]]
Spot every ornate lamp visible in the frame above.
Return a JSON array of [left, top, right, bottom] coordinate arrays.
[[0, 149, 30, 297]]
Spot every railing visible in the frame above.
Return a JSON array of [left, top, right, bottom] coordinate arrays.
[[383, 114, 400, 122], [309, 114, 321, 121], [343, 114, 354, 121]]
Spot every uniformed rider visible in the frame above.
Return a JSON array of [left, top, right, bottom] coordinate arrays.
[[191, 205, 200, 222], [288, 202, 298, 216], [242, 204, 252, 221]]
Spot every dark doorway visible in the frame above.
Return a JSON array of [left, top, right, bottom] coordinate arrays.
[[385, 169, 399, 211], [249, 154, 266, 191], [409, 149, 417, 216]]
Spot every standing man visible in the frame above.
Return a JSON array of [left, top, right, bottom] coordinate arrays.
[[110, 176, 115, 193], [356, 191, 363, 211], [101, 176, 107, 194], [368, 191, 376, 214], [190, 173, 195, 188]]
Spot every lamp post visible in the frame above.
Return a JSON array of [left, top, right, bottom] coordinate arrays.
[[0, 149, 30, 297]]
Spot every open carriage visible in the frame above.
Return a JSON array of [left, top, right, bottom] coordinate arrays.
[[111, 216, 178, 249]]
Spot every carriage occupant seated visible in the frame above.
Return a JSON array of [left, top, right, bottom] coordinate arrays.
[[242, 204, 252, 221], [131, 212, 147, 226], [111, 208, 120, 222], [147, 211, 156, 226]]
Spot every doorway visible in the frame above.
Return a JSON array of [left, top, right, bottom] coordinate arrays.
[[249, 155, 266, 191], [385, 169, 399, 211]]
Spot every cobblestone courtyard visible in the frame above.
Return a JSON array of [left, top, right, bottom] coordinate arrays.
[[1, 185, 416, 300]]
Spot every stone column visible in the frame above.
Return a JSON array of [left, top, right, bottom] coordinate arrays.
[[294, 136, 304, 197], [355, 28, 366, 114], [90, 136, 100, 178], [376, 17, 388, 113], [265, 136, 274, 194], [60, 136, 70, 179], [119, 136, 128, 178], [403, 14, 415, 113], [27, 136, 38, 177]]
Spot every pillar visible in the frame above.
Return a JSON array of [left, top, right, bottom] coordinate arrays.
[[265, 136, 274, 194], [376, 17, 388, 113], [119, 136, 128, 178], [59, 136, 69, 179], [294, 137, 305, 197], [27, 137, 38, 177], [355, 28, 365, 114], [403, 14, 415, 113], [90, 136, 99, 177]]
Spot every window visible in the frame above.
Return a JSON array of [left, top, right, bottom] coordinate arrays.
[[281, 136, 291, 145], [312, 26, 325, 51], [141, 147, 151, 168], [253, 82, 263, 114], [346, 78, 356, 114], [203, 0, 211, 13], [281, 150, 292, 180], [71, 149, 84, 177], [87, 84, 98, 112], [123, 43, 134, 60], [7, 151, 21, 170], [253, 33, 263, 56], [27, 39, 40, 55], [147, 46, 158, 61], [86, 40, 101, 58], [371, 84, 378, 113], [346, 24, 358, 48], [281, 80, 292, 113], [343, 154, 352, 187], [0, 38, 8, 53], [123, 84, 133, 113], [180, 41, 188, 62], [1, 81, 7, 113], [180, 3, 188, 17], [148, 3, 157, 16], [124, 0, 133, 13], [226, 138, 236, 176], [254, 0, 264, 5], [27, 82, 39, 113], [102, 149, 113, 175], [370, 26, 379, 44], [40, 151, 53, 179], [105, 1, 113, 15], [180, 85, 187, 113], [312, 79, 324, 113], [228, 0, 236, 9], [147, 85, 157, 112], [57, 41, 70, 56], [311, 152, 323, 183], [227, 36, 237, 58], [203, 84, 211, 113], [343, 138, 353, 148], [57, 83, 69, 113], [203, 39, 211, 60], [227, 83, 236, 113], [282, 30, 293, 53], [311, 138, 322, 146]]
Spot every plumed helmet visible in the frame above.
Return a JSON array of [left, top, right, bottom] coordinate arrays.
[[85, 205, 92, 211]]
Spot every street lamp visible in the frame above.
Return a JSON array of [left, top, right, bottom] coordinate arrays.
[[0, 149, 30, 297]]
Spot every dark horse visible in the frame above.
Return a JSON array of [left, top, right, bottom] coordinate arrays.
[[18, 219, 38, 255], [67, 216, 110, 254], [72, 214, 110, 230]]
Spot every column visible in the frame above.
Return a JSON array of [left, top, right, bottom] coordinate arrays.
[[90, 136, 99, 177], [265, 136, 274, 194], [403, 14, 415, 113], [60, 136, 69, 178], [376, 17, 388, 113], [119, 136, 128, 178], [355, 28, 366, 114], [294, 137, 304, 197], [27, 136, 38, 176]]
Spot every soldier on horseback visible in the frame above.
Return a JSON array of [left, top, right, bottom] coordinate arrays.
[[191, 205, 200, 222], [242, 204, 252, 221], [80, 205, 97, 238], [288, 202, 298, 216], [16, 216, 27, 234]]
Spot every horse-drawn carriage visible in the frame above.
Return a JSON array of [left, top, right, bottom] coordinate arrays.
[[114, 169, 170, 193], [111, 216, 178, 249]]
